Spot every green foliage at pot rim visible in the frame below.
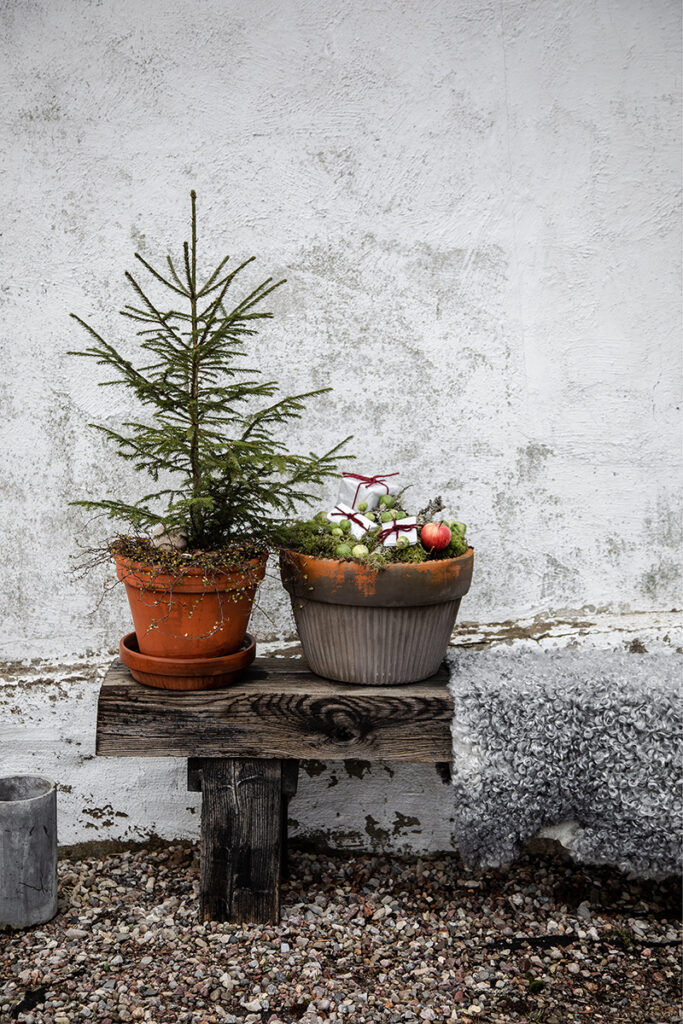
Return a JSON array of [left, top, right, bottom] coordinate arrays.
[[276, 499, 469, 568]]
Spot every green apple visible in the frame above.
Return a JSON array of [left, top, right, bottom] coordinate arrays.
[[352, 544, 369, 559]]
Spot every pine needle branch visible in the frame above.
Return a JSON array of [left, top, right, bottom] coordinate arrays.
[[70, 191, 352, 550], [134, 252, 188, 296]]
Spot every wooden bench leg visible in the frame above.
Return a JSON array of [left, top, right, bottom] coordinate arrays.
[[191, 757, 283, 924], [281, 759, 299, 879]]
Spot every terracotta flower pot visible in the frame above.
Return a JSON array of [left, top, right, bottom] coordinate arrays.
[[119, 631, 256, 690], [115, 552, 267, 660], [279, 547, 474, 685]]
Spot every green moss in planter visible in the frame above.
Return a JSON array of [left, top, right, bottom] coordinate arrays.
[[277, 505, 469, 568], [109, 535, 267, 574]]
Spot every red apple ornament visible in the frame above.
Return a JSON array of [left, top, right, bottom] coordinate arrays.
[[420, 521, 452, 552]]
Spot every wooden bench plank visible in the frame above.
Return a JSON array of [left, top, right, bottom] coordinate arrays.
[[96, 658, 453, 762]]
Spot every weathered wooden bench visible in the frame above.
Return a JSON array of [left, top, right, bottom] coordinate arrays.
[[96, 657, 452, 924]]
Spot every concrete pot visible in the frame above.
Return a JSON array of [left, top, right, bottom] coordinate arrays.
[[0, 776, 57, 929], [279, 548, 474, 684]]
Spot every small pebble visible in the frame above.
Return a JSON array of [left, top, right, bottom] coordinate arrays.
[[0, 844, 679, 1023]]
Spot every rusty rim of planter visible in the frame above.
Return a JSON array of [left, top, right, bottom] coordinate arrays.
[[279, 547, 474, 608]]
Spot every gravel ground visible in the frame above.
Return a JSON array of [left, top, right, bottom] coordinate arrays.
[[1, 843, 680, 1024]]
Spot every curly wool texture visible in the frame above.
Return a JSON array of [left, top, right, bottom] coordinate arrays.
[[447, 648, 682, 878]]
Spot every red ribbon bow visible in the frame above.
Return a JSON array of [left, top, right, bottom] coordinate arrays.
[[330, 506, 369, 532], [377, 521, 416, 544], [341, 471, 400, 507]]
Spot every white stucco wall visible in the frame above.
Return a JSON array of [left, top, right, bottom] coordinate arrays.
[[1, 0, 680, 850]]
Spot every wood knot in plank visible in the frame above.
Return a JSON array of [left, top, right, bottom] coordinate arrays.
[[295, 697, 372, 746]]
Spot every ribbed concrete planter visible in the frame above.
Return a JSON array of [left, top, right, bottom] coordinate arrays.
[[0, 776, 57, 929], [279, 548, 474, 684]]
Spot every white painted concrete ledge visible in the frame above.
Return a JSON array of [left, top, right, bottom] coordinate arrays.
[[1, 610, 680, 855]]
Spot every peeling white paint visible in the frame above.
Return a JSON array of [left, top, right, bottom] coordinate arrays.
[[1, 616, 680, 853], [0, 0, 680, 850]]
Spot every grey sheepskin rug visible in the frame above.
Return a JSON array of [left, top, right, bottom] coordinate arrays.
[[447, 648, 682, 878]]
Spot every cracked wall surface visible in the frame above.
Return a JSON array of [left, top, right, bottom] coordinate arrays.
[[0, 0, 680, 661], [0, 0, 681, 849]]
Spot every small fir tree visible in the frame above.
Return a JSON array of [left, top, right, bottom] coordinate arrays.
[[70, 192, 349, 557]]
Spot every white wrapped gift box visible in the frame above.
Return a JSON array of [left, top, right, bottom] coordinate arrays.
[[376, 516, 418, 547], [327, 503, 374, 540], [336, 472, 399, 511]]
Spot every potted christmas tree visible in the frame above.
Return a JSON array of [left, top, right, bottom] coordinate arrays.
[[278, 476, 474, 685], [71, 192, 348, 690]]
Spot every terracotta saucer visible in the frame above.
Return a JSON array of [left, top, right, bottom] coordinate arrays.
[[119, 632, 256, 691]]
